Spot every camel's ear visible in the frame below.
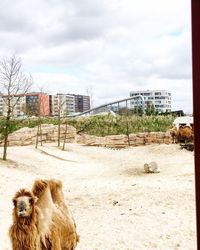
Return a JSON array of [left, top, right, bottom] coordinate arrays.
[[29, 196, 38, 205], [12, 198, 17, 207]]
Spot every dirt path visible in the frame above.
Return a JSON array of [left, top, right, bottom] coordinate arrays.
[[0, 143, 196, 250]]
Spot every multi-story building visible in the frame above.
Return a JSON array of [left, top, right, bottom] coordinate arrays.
[[50, 94, 67, 117], [1, 94, 26, 117], [73, 94, 90, 113], [49, 94, 75, 117], [66, 94, 75, 114], [130, 90, 171, 113], [26, 93, 50, 116], [0, 92, 89, 118], [0, 93, 50, 117]]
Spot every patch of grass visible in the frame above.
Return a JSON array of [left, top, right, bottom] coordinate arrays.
[[0, 114, 174, 138], [67, 114, 174, 136]]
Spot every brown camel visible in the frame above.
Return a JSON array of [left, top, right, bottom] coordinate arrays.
[[9, 179, 79, 250]]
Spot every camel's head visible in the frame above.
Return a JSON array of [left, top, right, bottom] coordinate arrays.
[[13, 189, 37, 218]]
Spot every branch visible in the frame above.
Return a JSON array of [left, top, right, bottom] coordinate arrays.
[[0, 55, 33, 112]]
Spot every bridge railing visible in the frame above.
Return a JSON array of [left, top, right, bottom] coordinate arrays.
[[68, 95, 145, 117]]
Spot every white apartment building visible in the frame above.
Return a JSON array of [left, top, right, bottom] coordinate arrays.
[[50, 94, 75, 117], [1, 95, 26, 117], [130, 90, 171, 113], [66, 94, 75, 114]]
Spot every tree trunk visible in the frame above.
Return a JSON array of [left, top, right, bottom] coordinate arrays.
[[35, 123, 40, 149], [40, 123, 43, 146], [3, 113, 11, 160], [58, 116, 61, 147], [62, 123, 68, 150], [126, 118, 130, 146], [3, 124, 9, 160], [125, 103, 130, 146]]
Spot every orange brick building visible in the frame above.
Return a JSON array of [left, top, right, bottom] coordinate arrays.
[[26, 92, 50, 116]]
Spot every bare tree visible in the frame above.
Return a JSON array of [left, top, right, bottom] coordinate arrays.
[[0, 55, 33, 160], [21, 102, 39, 117], [57, 94, 67, 147], [86, 85, 94, 109], [35, 87, 47, 149], [62, 119, 68, 151]]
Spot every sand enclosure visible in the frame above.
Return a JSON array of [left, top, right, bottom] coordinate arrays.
[[0, 143, 196, 250]]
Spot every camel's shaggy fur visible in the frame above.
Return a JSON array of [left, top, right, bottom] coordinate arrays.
[[170, 126, 178, 143], [9, 179, 79, 250], [9, 189, 40, 250], [170, 125, 193, 144], [177, 125, 193, 143], [32, 179, 79, 250]]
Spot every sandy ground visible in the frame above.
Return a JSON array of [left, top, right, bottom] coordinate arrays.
[[0, 143, 196, 250]]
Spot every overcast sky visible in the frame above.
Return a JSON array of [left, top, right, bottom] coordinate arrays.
[[0, 0, 192, 113]]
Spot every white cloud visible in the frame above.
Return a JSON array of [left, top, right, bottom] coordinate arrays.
[[0, 0, 192, 113]]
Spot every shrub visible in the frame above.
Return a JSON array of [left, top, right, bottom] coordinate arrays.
[[67, 114, 174, 136], [0, 114, 174, 138]]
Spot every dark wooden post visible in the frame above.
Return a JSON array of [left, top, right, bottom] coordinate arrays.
[[192, 0, 200, 248]]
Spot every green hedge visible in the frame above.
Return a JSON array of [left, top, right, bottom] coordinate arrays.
[[0, 114, 174, 138], [67, 114, 174, 136]]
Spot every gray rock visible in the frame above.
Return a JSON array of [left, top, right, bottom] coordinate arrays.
[[144, 161, 160, 173]]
